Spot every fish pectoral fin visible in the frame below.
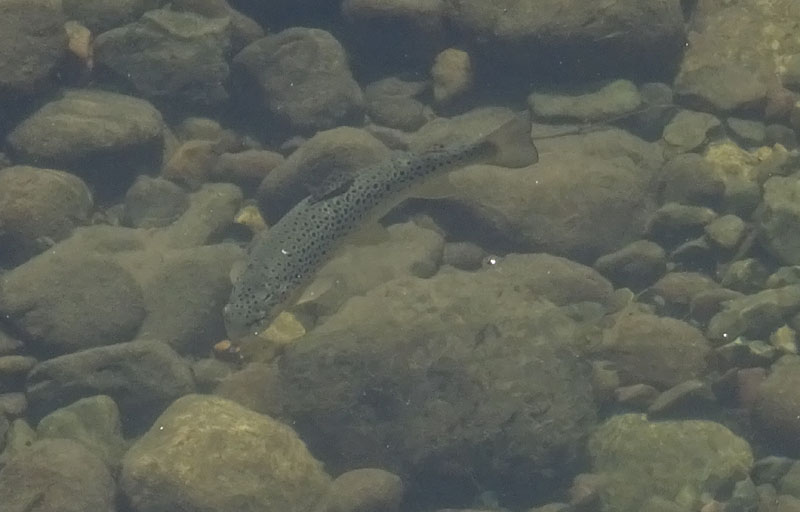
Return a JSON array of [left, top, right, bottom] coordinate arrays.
[[296, 274, 337, 305], [306, 167, 355, 203], [229, 260, 246, 284]]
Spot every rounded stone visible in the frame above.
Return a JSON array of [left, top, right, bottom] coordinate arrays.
[[0, 165, 92, 260], [0, 252, 146, 355], [123, 176, 189, 228], [121, 394, 331, 512], [7, 89, 164, 166]]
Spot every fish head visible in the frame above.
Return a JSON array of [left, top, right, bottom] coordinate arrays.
[[223, 287, 282, 342]]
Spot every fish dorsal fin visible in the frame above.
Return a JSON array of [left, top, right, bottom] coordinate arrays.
[[306, 167, 355, 203]]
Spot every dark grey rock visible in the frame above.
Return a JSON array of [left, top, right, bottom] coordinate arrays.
[[26, 339, 195, 432], [768, 267, 800, 288], [588, 310, 711, 388], [0, 166, 93, 262], [137, 243, 241, 354], [594, 240, 666, 290], [753, 355, 800, 455], [647, 379, 715, 419], [316, 468, 403, 512], [766, 124, 798, 149], [0, 329, 23, 356], [0, 0, 66, 93], [445, 0, 684, 74], [707, 285, 800, 342], [646, 202, 717, 247], [95, 8, 232, 104], [779, 462, 800, 499], [719, 258, 769, 294], [36, 395, 126, 468], [0, 414, 7, 452], [365, 77, 429, 131], [123, 176, 189, 228], [645, 271, 720, 316], [0, 355, 36, 390], [0, 251, 146, 355], [658, 153, 725, 208], [191, 357, 235, 392], [627, 82, 676, 140], [233, 27, 365, 133], [670, 236, 715, 271], [775, 495, 800, 512], [689, 288, 744, 324], [752, 456, 794, 485], [727, 118, 767, 147], [0, 438, 115, 512], [442, 241, 487, 271], [212, 149, 285, 185], [0, 392, 26, 418], [121, 394, 331, 512], [62, 0, 159, 33], [726, 478, 759, 512]]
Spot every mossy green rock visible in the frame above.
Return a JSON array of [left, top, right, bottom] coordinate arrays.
[[121, 394, 331, 512], [588, 414, 753, 512]]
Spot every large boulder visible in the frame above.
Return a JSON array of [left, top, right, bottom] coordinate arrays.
[[268, 260, 599, 504]]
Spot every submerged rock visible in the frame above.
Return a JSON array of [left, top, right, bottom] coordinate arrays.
[[233, 27, 365, 133], [95, 8, 232, 104], [36, 394, 127, 468], [0, 252, 146, 354], [7, 89, 164, 168], [0, 438, 116, 512], [121, 394, 331, 512], [588, 414, 753, 512], [0, 165, 93, 263], [26, 339, 195, 432], [270, 262, 598, 504], [0, 0, 66, 94]]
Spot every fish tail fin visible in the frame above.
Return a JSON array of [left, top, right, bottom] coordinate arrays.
[[483, 114, 539, 168]]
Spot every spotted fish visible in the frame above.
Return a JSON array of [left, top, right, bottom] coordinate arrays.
[[223, 115, 539, 341]]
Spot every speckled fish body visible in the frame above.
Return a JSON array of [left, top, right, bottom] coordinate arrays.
[[223, 116, 538, 341]]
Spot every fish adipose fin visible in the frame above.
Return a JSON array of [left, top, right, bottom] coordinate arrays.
[[483, 114, 539, 168]]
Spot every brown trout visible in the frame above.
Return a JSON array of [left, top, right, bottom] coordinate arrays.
[[223, 116, 538, 341]]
